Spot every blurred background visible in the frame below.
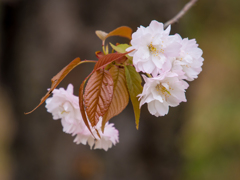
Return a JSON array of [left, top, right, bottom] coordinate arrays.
[[1, 0, 240, 179]]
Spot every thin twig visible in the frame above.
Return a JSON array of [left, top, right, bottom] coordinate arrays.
[[164, 0, 198, 28]]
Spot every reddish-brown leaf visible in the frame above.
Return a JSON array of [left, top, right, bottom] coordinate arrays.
[[106, 26, 132, 40], [95, 26, 132, 42], [95, 51, 104, 59], [84, 69, 114, 127], [25, 57, 82, 114], [102, 66, 129, 132], [94, 51, 133, 71], [79, 74, 94, 137], [115, 56, 128, 64]]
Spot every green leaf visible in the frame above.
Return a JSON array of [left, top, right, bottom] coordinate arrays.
[[110, 43, 133, 64], [124, 65, 143, 129], [102, 66, 129, 132], [110, 43, 131, 53], [84, 69, 114, 127]]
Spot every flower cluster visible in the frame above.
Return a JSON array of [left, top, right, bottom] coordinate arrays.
[[45, 84, 119, 151], [28, 19, 204, 151], [127, 20, 203, 116]]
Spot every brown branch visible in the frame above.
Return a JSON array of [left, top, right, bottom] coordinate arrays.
[[164, 0, 198, 28]]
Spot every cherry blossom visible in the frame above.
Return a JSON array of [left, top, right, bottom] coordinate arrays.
[[45, 84, 85, 134], [93, 117, 119, 151], [139, 73, 188, 116], [45, 84, 119, 151], [171, 34, 204, 81], [74, 117, 119, 151], [126, 20, 181, 76]]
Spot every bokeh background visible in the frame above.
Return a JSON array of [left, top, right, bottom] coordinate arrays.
[[1, 0, 240, 179]]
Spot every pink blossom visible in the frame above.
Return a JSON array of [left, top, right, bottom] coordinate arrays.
[[93, 117, 119, 151], [45, 84, 85, 134], [73, 126, 95, 148], [45, 84, 119, 151], [127, 20, 181, 76], [139, 73, 188, 116], [74, 117, 119, 151], [171, 34, 204, 81]]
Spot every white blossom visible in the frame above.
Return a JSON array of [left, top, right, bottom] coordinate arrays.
[[45, 84, 119, 151], [171, 34, 204, 81], [73, 126, 95, 148], [93, 117, 119, 151], [126, 20, 181, 76], [45, 84, 85, 134], [139, 73, 188, 116], [74, 117, 119, 151]]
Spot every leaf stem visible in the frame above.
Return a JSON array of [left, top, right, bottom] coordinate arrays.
[[77, 60, 97, 65], [102, 45, 106, 55]]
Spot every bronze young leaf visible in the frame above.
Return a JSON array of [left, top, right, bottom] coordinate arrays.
[[96, 26, 132, 45], [93, 51, 133, 71], [25, 58, 97, 114], [25, 57, 80, 114], [79, 74, 95, 137], [102, 66, 129, 132], [84, 69, 114, 127]]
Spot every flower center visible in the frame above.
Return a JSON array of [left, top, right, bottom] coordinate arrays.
[[149, 43, 157, 53], [148, 43, 164, 56], [61, 110, 69, 114], [61, 102, 71, 114], [156, 84, 171, 96]]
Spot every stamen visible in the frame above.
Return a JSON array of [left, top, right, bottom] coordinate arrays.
[[148, 43, 159, 56], [61, 110, 69, 114], [156, 84, 171, 95]]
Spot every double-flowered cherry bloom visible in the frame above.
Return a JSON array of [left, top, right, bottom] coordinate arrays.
[[45, 84, 84, 134], [74, 117, 119, 151], [127, 20, 203, 116], [172, 34, 204, 81], [126, 20, 181, 77], [139, 72, 188, 116], [45, 84, 119, 151]]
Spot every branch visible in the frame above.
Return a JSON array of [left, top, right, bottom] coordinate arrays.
[[164, 0, 198, 28]]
